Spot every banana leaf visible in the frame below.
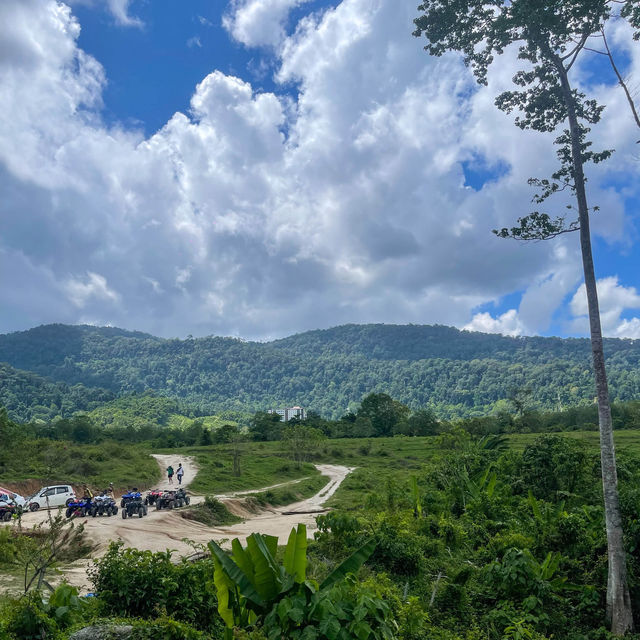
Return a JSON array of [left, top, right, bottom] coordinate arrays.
[[232, 538, 256, 585], [211, 553, 236, 628], [246, 533, 283, 600], [208, 540, 264, 608], [319, 538, 376, 590], [283, 524, 308, 583]]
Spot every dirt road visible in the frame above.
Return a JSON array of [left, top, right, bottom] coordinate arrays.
[[14, 456, 353, 591]]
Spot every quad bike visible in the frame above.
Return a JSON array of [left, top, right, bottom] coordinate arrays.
[[175, 488, 190, 507], [92, 493, 118, 517], [121, 490, 147, 519], [65, 497, 92, 519], [156, 488, 190, 510], [0, 503, 19, 522], [144, 489, 163, 506]]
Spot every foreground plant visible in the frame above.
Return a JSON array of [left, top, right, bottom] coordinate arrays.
[[208, 523, 394, 639]]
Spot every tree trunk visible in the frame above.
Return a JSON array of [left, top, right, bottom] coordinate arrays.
[[556, 62, 634, 634]]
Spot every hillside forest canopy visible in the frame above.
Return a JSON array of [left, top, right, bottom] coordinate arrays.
[[1, 323, 640, 423]]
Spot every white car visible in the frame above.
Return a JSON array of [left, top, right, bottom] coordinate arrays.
[[26, 485, 76, 511], [0, 487, 26, 508]]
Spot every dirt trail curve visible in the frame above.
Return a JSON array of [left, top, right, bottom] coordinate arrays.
[[151, 454, 199, 493], [55, 457, 353, 591]]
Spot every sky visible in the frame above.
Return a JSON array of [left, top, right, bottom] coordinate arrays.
[[0, 0, 639, 341]]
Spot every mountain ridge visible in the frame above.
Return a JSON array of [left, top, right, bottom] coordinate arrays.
[[1, 322, 639, 419]]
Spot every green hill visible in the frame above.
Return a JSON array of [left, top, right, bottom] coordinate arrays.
[[1, 323, 640, 419], [0, 361, 115, 422]]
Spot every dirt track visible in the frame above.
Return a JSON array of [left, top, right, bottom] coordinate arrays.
[[9, 455, 353, 591]]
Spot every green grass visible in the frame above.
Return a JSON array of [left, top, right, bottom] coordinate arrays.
[[246, 474, 329, 507], [0, 440, 160, 493], [160, 430, 640, 511], [506, 429, 640, 455], [169, 442, 321, 494], [180, 496, 242, 527]]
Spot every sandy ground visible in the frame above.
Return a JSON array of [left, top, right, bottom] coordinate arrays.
[[1, 455, 353, 592]]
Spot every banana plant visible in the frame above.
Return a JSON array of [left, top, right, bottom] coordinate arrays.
[[410, 476, 422, 519], [208, 523, 376, 639], [527, 490, 566, 528]]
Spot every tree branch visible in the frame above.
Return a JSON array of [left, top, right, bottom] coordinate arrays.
[[601, 27, 640, 131]]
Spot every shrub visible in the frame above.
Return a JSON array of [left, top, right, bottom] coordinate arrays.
[[180, 496, 240, 527], [88, 541, 223, 633]]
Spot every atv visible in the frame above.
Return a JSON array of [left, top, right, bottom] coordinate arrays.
[[0, 502, 19, 522], [92, 493, 118, 517], [144, 488, 163, 506], [156, 488, 190, 510], [65, 497, 92, 519], [121, 490, 147, 519]]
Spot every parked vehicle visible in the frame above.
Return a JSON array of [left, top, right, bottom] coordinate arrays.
[[92, 493, 118, 517], [121, 489, 147, 519], [0, 487, 26, 508], [0, 502, 19, 522], [156, 488, 190, 510], [65, 497, 92, 519], [26, 485, 76, 511], [144, 488, 163, 506]]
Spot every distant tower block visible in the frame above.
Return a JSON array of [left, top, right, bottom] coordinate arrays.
[[267, 406, 307, 422]]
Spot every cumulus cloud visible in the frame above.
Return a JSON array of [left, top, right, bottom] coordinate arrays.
[[223, 0, 311, 48], [570, 277, 640, 338], [65, 272, 120, 308], [0, 0, 639, 340], [464, 309, 525, 337]]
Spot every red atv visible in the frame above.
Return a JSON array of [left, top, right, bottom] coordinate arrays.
[[144, 489, 163, 506]]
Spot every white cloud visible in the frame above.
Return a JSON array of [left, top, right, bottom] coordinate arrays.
[[0, 0, 639, 339], [106, 0, 142, 27], [65, 272, 120, 308], [67, 0, 142, 28], [223, 0, 311, 48], [570, 277, 640, 338], [464, 310, 525, 337]]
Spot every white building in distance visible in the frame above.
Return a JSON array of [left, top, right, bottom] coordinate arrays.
[[267, 406, 307, 422]]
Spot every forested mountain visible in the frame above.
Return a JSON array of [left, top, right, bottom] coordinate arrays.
[[0, 362, 115, 422], [1, 323, 640, 419]]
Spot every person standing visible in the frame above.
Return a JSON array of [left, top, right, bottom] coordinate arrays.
[[166, 465, 174, 484], [176, 463, 184, 485]]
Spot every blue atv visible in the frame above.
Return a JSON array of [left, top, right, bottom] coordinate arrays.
[[65, 497, 92, 519], [121, 489, 148, 519]]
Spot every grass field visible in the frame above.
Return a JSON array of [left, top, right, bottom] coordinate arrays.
[[168, 442, 321, 495], [0, 441, 160, 494]]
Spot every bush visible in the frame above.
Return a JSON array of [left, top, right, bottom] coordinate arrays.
[[88, 542, 223, 633], [180, 496, 240, 527], [3, 593, 60, 640], [130, 616, 208, 639], [261, 575, 397, 640]]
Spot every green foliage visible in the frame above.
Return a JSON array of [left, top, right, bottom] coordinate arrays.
[[88, 541, 223, 633], [209, 524, 378, 638], [6, 323, 640, 421], [261, 575, 397, 640], [180, 496, 242, 527], [0, 438, 159, 488], [282, 424, 326, 467]]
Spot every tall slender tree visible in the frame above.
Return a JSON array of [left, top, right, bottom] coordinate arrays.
[[414, 1, 638, 633]]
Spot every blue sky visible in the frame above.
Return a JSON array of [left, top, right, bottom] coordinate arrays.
[[0, 0, 639, 340]]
